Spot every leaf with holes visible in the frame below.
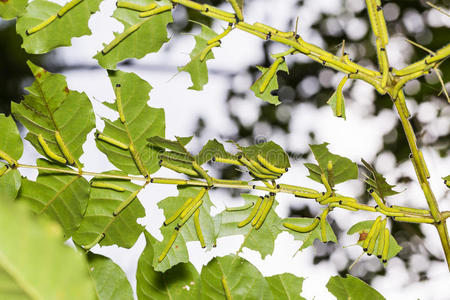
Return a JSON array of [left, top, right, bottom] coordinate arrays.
[[96, 70, 165, 176], [73, 172, 145, 248], [16, 159, 89, 238], [12, 61, 95, 167], [16, 0, 101, 54], [94, 0, 173, 69], [177, 23, 218, 91]]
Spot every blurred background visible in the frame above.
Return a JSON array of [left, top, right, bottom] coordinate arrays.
[[1, 0, 450, 298]]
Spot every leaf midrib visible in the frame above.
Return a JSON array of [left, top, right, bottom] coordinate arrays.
[[0, 251, 41, 300]]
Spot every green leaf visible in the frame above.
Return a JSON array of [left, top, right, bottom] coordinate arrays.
[[281, 217, 337, 250], [347, 220, 402, 262], [12, 61, 95, 166], [265, 273, 306, 300], [17, 159, 89, 238], [97, 70, 165, 176], [326, 275, 385, 300], [0, 201, 95, 300], [94, 0, 173, 69], [250, 62, 289, 105], [198, 255, 272, 299], [308, 143, 358, 185], [0, 162, 21, 202], [147, 136, 188, 154], [87, 253, 134, 300], [136, 231, 199, 300], [16, 0, 101, 54], [177, 23, 218, 91], [0, 0, 28, 19], [238, 141, 291, 169], [73, 172, 145, 248], [0, 113, 23, 161], [304, 163, 322, 183], [361, 158, 400, 199], [196, 139, 233, 165], [217, 194, 282, 258], [326, 91, 346, 120], [155, 186, 217, 272]]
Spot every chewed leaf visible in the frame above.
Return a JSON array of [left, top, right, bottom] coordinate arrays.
[[308, 143, 358, 185], [155, 186, 217, 272], [177, 23, 218, 91], [147, 136, 189, 154], [217, 194, 282, 258], [251, 62, 289, 105], [12, 61, 95, 167], [265, 273, 306, 300], [94, 0, 173, 69], [326, 91, 346, 119], [0, 0, 27, 20], [362, 158, 400, 199], [96, 70, 165, 176], [16, 0, 101, 54], [73, 172, 145, 248], [347, 220, 402, 263]]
